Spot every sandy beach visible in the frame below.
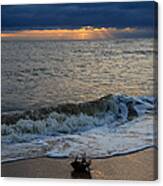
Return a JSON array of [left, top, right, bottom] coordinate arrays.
[[1, 147, 157, 180]]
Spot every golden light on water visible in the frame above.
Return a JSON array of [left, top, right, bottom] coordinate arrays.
[[1, 27, 136, 40]]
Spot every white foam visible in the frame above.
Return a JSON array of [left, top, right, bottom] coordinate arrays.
[[1, 95, 157, 162], [1, 114, 156, 162]]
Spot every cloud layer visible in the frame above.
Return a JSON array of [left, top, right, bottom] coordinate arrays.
[[1, 2, 157, 39], [1, 27, 137, 40]]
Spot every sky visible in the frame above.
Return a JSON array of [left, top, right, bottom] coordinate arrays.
[[1, 1, 157, 40]]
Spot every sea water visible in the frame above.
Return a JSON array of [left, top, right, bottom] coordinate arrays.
[[1, 38, 157, 162]]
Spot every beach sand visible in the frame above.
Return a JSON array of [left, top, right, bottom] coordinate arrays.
[[1, 148, 157, 180]]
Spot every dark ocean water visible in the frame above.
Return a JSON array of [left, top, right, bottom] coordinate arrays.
[[1, 38, 157, 162], [1, 38, 155, 112]]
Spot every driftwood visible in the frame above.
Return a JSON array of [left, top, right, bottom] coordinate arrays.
[[71, 154, 92, 179]]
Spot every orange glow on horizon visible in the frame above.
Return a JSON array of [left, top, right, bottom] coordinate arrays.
[[1, 27, 136, 40]]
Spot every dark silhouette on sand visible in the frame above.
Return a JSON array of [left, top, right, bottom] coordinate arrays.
[[71, 154, 92, 179]]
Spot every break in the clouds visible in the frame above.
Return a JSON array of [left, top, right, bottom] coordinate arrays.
[[1, 1, 157, 39], [1, 27, 137, 40]]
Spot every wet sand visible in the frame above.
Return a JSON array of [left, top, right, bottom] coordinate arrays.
[[1, 148, 157, 180]]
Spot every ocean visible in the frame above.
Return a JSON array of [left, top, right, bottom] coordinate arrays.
[[1, 38, 157, 162]]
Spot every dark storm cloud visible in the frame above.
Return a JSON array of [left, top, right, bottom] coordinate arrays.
[[1, 1, 157, 37]]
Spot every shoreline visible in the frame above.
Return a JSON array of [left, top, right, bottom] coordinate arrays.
[[1, 145, 157, 164], [1, 147, 158, 180]]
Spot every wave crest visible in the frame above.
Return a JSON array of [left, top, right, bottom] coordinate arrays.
[[2, 94, 156, 143]]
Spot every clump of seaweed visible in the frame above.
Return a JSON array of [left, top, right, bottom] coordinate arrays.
[[71, 153, 92, 179]]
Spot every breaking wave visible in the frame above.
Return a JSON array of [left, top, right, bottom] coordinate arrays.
[[1, 94, 157, 163], [2, 94, 156, 144]]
